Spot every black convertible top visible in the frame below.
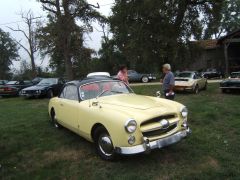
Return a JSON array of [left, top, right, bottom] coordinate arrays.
[[66, 76, 119, 87]]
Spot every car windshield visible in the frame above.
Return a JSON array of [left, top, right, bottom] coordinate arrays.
[[0, 81, 5, 85], [231, 73, 240, 78], [177, 73, 193, 78], [38, 78, 57, 85], [79, 81, 133, 100], [6, 81, 18, 85]]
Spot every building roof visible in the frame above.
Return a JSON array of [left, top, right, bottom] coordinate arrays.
[[218, 28, 240, 44], [194, 39, 218, 50]]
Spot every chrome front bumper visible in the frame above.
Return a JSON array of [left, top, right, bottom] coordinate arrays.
[[115, 128, 191, 155]]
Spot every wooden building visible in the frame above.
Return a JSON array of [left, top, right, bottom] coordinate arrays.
[[189, 29, 240, 74], [218, 29, 240, 74]]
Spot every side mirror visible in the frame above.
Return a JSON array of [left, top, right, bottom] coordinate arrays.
[[156, 91, 161, 98]]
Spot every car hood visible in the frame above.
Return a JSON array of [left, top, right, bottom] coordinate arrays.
[[22, 85, 48, 91], [98, 94, 180, 111]]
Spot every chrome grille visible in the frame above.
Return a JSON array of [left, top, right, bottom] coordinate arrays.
[[141, 114, 175, 126], [140, 114, 178, 138], [142, 123, 177, 137]]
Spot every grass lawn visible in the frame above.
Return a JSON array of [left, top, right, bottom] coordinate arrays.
[[0, 83, 240, 179]]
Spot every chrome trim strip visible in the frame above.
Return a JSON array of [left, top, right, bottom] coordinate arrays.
[[116, 129, 190, 155]]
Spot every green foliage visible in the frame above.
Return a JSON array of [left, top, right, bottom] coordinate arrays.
[[204, 0, 240, 39], [0, 28, 19, 79], [37, 0, 105, 80], [98, 0, 240, 73]]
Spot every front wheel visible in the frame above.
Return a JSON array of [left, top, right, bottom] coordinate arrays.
[[203, 82, 208, 90], [141, 76, 149, 83], [94, 126, 116, 161], [50, 109, 62, 128], [194, 85, 199, 94], [47, 89, 54, 98]]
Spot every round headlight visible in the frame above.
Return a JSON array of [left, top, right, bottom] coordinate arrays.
[[125, 119, 137, 133], [181, 107, 188, 118]]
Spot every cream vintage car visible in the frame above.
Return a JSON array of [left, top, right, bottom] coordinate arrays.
[[174, 71, 207, 94], [48, 77, 191, 160]]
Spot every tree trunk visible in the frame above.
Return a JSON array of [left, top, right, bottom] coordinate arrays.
[[63, 49, 74, 80], [30, 52, 37, 77], [224, 43, 229, 75]]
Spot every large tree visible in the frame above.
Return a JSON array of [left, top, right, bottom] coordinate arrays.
[[0, 29, 19, 79], [38, 0, 104, 80], [106, 0, 229, 72]]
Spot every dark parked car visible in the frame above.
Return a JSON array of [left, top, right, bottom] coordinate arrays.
[[127, 70, 156, 83], [201, 71, 224, 79], [220, 72, 240, 93], [20, 78, 65, 98], [0, 80, 8, 86], [0, 80, 33, 97]]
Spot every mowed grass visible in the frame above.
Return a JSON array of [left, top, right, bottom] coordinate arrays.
[[0, 83, 240, 179]]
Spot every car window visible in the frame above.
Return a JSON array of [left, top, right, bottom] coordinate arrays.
[[60, 85, 78, 101], [6, 81, 17, 85], [231, 73, 240, 78], [38, 78, 57, 85], [177, 73, 192, 78], [24, 81, 32, 85], [58, 79, 65, 84], [79, 81, 132, 100], [128, 70, 136, 74]]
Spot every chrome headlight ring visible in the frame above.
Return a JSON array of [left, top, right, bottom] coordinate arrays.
[[181, 107, 188, 118], [125, 119, 137, 133]]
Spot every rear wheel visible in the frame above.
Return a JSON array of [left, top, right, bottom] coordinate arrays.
[[203, 82, 208, 90], [94, 126, 116, 161], [50, 109, 61, 128], [141, 76, 149, 83]]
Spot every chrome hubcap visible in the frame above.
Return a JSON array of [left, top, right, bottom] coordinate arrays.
[[142, 77, 148, 83], [98, 134, 113, 156], [53, 114, 59, 128]]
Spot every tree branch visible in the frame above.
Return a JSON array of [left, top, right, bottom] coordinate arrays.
[[88, 3, 100, 9], [7, 26, 29, 41], [40, 0, 56, 7], [15, 40, 31, 57], [42, 5, 57, 14]]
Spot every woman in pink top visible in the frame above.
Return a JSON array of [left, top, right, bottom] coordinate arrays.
[[117, 65, 129, 84]]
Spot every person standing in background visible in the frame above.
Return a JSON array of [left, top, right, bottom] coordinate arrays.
[[161, 64, 175, 100], [117, 65, 129, 84]]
